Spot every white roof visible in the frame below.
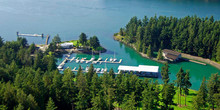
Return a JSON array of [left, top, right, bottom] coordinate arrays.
[[118, 65, 159, 73], [60, 42, 73, 46]]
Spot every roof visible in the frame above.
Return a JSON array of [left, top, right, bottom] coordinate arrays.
[[118, 65, 159, 73], [162, 49, 180, 56], [166, 53, 179, 60], [60, 42, 73, 46]]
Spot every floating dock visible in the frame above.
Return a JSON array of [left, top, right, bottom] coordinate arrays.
[[17, 32, 44, 37], [189, 60, 206, 65]]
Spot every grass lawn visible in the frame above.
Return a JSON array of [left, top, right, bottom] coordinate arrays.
[[114, 85, 198, 110]]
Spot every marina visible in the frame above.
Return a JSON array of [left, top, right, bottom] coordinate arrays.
[[57, 54, 123, 72]]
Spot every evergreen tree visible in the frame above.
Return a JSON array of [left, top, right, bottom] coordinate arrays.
[[119, 28, 124, 36], [147, 45, 153, 58], [89, 36, 100, 50], [108, 68, 115, 79], [52, 34, 61, 44], [176, 67, 184, 106], [161, 62, 170, 84], [183, 70, 192, 106], [79, 33, 87, 46], [207, 73, 220, 110], [91, 91, 107, 110], [161, 83, 175, 110], [0, 36, 3, 47], [142, 81, 159, 109], [142, 43, 146, 54], [86, 64, 95, 83], [157, 48, 163, 60], [46, 97, 57, 110], [76, 71, 90, 110], [122, 92, 136, 110], [216, 41, 220, 61], [193, 77, 207, 109]]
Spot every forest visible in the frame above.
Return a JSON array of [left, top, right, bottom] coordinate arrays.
[[117, 15, 220, 61], [0, 36, 219, 110]]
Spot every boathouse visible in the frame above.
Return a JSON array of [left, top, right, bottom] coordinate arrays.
[[60, 43, 74, 49], [162, 49, 181, 61], [118, 65, 159, 77]]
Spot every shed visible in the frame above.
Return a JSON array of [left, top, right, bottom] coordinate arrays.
[[162, 49, 181, 61]]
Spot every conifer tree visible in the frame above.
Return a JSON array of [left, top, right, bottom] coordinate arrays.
[[147, 45, 153, 58], [183, 71, 191, 106], [207, 73, 220, 110], [193, 77, 207, 109], [157, 48, 163, 60], [108, 68, 115, 79], [46, 97, 57, 110], [86, 64, 95, 83], [161, 83, 175, 110], [176, 67, 184, 106], [122, 92, 136, 110], [161, 62, 170, 84]]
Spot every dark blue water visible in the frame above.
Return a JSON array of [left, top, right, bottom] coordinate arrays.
[[0, 0, 220, 90]]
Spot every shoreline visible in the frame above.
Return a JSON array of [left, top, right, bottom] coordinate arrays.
[[113, 35, 167, 64], [113, 35, 220, 70]]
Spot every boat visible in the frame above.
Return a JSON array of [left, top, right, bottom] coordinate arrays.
[[97, 51, 102, 61], [92, 61, 97, 64], [97, 57, 102, 61], [57, 65, 63, 69], [109, 57, 113, 62], [90, 57, 95, 61], [80, 58, 85, 63], [85, 66, 89, 72], [76, 59, 79, 63], [86, 60, 90, 63], [100, 68, 104, 73], [113, 50, 117, 62], [96, 68, 100, 73]]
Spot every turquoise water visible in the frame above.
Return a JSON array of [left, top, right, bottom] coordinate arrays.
[[1, 0, 220, 90]]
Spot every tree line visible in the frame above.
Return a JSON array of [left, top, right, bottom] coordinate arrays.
[[118, 15, 220, 61], [0, 36, 219, 110]]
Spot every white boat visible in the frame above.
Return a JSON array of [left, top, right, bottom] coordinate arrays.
[[80, 58, 85, 63], [100, 68, 104, 73], [104, 68, 107, 72], [92, 61, 97, 64], [97, 57, 102, 61], [86, 60, 90, 63], [57, 65, 63, 69], [96, 68, 100, 73], [110, 57, 113, 62], [90, 57, 95, 61], [76, 59, 80, 63], [113, 58, 117, 62], [85, 66, 89, 72]]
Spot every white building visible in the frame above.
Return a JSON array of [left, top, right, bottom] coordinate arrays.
[[118, 65, 159, 77], [60, 42, 74, 49]]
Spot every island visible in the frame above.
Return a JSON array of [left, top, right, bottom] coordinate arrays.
[[39, 33, 106, 56]]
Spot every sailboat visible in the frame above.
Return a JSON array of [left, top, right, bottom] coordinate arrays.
[[97, 51, 102, 61], [104, 62, 107, 72], [90, 50, 95, 61], [113, 50, 117, 62]]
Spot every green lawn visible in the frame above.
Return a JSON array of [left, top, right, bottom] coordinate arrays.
[[114, 85, 198, 110]]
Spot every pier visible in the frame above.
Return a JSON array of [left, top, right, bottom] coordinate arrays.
[[17, 32, 44, 37], [189, 60, 206, 65]]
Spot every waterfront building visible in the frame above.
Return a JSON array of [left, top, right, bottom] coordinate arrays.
[[60, 42, 74, 49], [162, 49, 181, 61], [118, 65, 159, 77]]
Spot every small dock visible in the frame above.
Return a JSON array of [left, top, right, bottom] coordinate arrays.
[[17, 32, 44, 37], [189, 60, 206, 65]]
